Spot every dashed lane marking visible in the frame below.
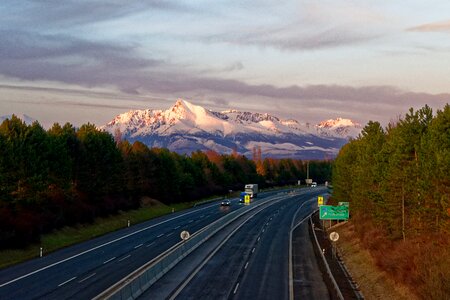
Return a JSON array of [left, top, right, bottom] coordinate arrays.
[[118, 255, 131, 262], [58, 277, 76, 287], [78, 273, 96, 283], [233, 282, 240, 294], [134, 244, 143, 249], [103, 257, 116, 264]]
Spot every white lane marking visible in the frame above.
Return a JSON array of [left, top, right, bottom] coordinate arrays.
[[188, 220, 194, 223], [78, 273, 96, 283], [252, 247, 255, 253], [244, 262, 249, 269], [200, 215, 205, 218], [257, 237, 260, 242], [167, 232, 174, 237], [0, 202, 218, 288], [146, 242, 155, 247], [134, 244, 143, 249], [173, 226, 181, 230], [157, 234, 164, 238], [118, 255, 131, 262], [262, 229, 265, 233], [103, 257, 116, 264], [233, 282, 240, 294], [58, 276, 76, 287]]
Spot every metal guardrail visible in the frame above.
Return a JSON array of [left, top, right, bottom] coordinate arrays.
[[95, 196, 281, 300], [310, 216, 344, 300]]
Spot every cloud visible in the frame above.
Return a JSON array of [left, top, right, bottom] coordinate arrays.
[[0, 30, 162, 93], [205, 24, 382, 51], [1, 1, 191, 29], [407, 20, 450, 32]]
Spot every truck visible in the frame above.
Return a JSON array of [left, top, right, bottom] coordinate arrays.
[[239, 192, 248, 203], [244, 184, 258, 198]]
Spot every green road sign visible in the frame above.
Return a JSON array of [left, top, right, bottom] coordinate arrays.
[[338, 202, 349, 207], [320, 205, 349, 220]]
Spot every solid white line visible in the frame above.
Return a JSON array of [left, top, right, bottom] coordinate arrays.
[[0, 203, 218, 288], [103, 257, 116, 264], [233, 282, 240, 294], [58, 276, 76, 287], [134, 244, 143, 249], [157, 234, 164, 238], [244, 262, 249, 269], [118, 255, 131, 262], [78, 273, 96, 283]]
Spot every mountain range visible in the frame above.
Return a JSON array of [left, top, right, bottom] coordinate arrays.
[[102, 99, 361, 159]]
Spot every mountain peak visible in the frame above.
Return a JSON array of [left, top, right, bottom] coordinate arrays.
[[102, 99, 362, 159], [317, 117, 360, 128]]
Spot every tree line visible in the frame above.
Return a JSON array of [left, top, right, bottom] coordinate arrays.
[[333, 104, 449, 240], [0, 116, 331, 248]]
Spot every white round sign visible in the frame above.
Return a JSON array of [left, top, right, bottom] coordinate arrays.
[[329, 231, 339, 242], [180, 230, 190, 241]]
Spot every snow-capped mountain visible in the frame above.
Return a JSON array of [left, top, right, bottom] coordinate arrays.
[[316, 118, 362, 138], [102, 99, 361, 159], [0, 114, 36, 125]]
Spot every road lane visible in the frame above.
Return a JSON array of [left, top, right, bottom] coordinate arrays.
[[153, 188, 328, 300], [0, 198, 244, 299]]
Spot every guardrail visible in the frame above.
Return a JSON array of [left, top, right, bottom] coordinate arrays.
[[95, 196, 281, 300], [310, 216, 344, 300]]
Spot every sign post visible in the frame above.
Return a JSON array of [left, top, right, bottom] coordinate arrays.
[[318, 196, 324, 206], [329, 232, 339, 259]]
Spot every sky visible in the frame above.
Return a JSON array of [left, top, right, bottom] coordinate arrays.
[[0, 0, 449, 128]]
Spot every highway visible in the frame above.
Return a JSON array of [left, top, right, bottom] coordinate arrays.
[[0, 195, 252, 300], [0, 188, 328, 299], [139, 188, 329, 300]]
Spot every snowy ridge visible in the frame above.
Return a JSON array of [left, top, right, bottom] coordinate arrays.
[[102, 99, 361, 159]]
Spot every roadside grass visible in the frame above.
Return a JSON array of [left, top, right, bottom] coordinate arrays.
[[0, 201, 193, 270], [335, 221, 419, 300], [335, 217, 450, 300]]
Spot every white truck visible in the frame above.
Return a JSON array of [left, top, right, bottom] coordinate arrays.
[[244, 184, 258, 198]]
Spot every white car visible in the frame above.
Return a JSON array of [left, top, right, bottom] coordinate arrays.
[[311, 182, 317, 187]]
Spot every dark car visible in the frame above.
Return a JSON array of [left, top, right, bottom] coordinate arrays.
[[221, 199, 231, 206]]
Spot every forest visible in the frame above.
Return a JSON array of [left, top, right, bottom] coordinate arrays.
[[332, 104, 449, 298], [0, 116, 331, 248]]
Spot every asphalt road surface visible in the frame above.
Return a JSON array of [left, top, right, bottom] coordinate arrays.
[[0, 195, 254, 300], [0, 188, 328, 300], [141, 188, 329, 300]]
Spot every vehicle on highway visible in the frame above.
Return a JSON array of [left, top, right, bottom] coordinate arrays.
[[244, 184, 258, 198], [239, 192, 248, 203], [311, 182, 317, 187], [221, 199, 231, 206]]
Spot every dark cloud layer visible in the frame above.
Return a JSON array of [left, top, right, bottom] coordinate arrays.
[[0, 28, 447, 120], [1, 0, 189, 29]]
